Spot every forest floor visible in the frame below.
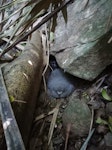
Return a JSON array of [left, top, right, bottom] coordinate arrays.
[[28, 65, 112, 150]]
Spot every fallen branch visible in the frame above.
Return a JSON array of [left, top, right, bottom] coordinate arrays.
[[0, 67, 25, 150]]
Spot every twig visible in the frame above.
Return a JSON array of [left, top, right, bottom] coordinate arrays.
[[105, 14, 112, 33], [48, 101, 61, 145], [64, 123, 71, 150], [34, 107, 57, 122], [108, 36, 112, 43], [0, 0, 6, 31], [93, 74, 108, 91], [2, 37, 24, 51], [89, 108, 94, 133], [80, 128, 95, 150], [42, 24, 50, 76]]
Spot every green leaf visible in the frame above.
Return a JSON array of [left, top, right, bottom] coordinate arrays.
[[108, 116, 112, 132], [102, 89, 112, 101], [9, 95, 15, 102], [96, 117, 108, 125]]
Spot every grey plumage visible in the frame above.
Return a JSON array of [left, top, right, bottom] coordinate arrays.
[[47, 69, 75, 98]]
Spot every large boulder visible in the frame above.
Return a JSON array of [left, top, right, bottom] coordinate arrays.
[[50, 0, 112, 80], [62, 92, 91, 137]]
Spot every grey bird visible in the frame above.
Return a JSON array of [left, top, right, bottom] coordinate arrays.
[[47, 69, 75, 98]]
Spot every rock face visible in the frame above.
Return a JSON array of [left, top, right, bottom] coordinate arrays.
[[104, 132, 112, 148], [50, 0, 112, 80], [62, 92, 91, 137]]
